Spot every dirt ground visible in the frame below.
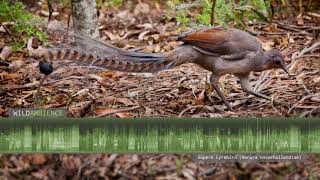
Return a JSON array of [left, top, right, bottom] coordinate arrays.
[[0, 1, 319, 179]]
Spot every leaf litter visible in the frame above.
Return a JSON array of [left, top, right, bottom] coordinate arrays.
[[0, 1, 319, 179]]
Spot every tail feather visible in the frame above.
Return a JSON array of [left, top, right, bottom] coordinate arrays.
[[28, 37, 175, 73]]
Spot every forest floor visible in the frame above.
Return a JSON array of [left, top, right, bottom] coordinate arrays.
[[0, 1, 319, 179]]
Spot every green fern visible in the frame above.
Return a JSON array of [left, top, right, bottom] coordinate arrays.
[[0, 1, 47, 50], [167, 0, 272, 28], [195, 0, 212, 25]]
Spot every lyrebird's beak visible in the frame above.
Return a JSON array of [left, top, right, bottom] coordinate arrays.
[[281, 63, 290, 76]]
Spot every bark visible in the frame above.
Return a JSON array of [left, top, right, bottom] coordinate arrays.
[[71, 0, 100, 38]]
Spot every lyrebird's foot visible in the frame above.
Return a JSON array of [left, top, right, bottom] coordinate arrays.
[[224, 102, 234, 111]]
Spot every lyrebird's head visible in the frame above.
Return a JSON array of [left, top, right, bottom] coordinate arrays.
[[261, 49, 289, 75]]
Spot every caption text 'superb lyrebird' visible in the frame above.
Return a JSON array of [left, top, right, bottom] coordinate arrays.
[[28, 26, 290, 111]]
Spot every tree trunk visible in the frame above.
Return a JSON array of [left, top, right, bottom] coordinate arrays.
[[71, 0, 99, 38]]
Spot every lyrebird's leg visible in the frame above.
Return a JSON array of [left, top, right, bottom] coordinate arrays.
[[210, 74, 233, 111], [35, 74, 48, 106], [238, 74, 272, 101], [35, 61, 53, 105]]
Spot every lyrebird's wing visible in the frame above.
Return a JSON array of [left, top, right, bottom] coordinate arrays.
[[178, 27, 262, 60]]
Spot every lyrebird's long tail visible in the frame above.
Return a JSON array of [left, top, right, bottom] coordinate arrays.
[[27, 37, 176, 73]]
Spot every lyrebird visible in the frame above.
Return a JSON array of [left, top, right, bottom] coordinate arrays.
[[28, 26, 289, 111]]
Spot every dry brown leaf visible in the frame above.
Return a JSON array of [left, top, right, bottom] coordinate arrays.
[[31, 154, 47, 165], [104, 96, 136, 105], [310, 97, 320, 103], [296, 13, 304, 26], [95, 108, 133, 118], [313, 76, 320, 83], [195, 90, 205, 105], [104, 31, 120, 41], [31, 169, 49, 179], [143, 46, 154, 53], [134, 2, 150, 15], [116, 112, 132, 118], [0, 46, 12, 60], [182, 168, 196, 180], [0, 73, 19, 80], [151, 34, 160, 42], [8, 60, 24, 71], [154, 44, 161, 53], [99, 71, 127, 78], [138, 30, 150, 40], [62, 155, 81, 170], [116, 97, 136, 105]]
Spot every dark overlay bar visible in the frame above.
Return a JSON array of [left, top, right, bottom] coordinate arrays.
[[0, 118, 319, 153]]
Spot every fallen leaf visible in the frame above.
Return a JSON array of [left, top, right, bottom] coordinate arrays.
[[0, 46, 12, 60], [182, 168, 196, 180], [134, 2, 150, 15], [310, 97, 320, 103], [313, 76, 320, 83], [138, 30, 150, 40], [31, 154, 47, 165], [8, 60, 24, 71], [154, 44, 161, 53], [32, 169, 48, 179], [296, 13, 304, 26], [99, 71, 127, 78], [0, 73, 19, 81], [195, 90, 205, 105], [104, 31, 120, 41], [103, 96, 136, 105], [116, 97, 136, 105], [95, 108, 133, 118]]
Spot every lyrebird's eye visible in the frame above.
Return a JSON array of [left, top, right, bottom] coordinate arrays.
[[274, 59, 281, 65]]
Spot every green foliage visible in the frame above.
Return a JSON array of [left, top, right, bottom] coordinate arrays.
[[167, 0, 273, 28], [96, 0, 123, 8], [176, 10, 190, 26], [0, 1, 47, 50], [195, 0, 212, 25]]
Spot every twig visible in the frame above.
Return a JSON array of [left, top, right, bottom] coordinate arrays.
[[275, 22, 313, 35], [0, 24, 15, 42], [210, 0, 216, 25], [47, 0, 54, 22], [76, 160, 91, 178], [293, 41, 320, 60], [1, 81, 39, 90], [94, 106, 141, 117], [288, 93, 320, 114], [307, 12, 320, 18], [253, 71, 270, 92], [0, 61, 9, 67], [179, 105, 203, 117], [289, 41, 320, 68], [246, 29, 287, 36]]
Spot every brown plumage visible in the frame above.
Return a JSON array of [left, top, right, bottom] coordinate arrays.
[[28, 27, 289, 111]]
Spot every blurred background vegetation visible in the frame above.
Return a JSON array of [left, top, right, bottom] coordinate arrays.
[[0, 0, 319, 50]]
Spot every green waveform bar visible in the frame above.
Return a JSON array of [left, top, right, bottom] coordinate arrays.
[[0, 118, 319, 153]]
